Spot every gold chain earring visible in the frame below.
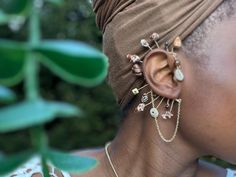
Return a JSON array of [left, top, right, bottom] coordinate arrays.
[[150, 90, 182, 143], [129, 32, 184, 143]]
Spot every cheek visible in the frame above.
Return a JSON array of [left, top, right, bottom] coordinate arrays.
[[179, 66, 236, 164]]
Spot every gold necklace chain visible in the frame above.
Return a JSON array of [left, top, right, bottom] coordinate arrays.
[[105, 142, 119, 177]]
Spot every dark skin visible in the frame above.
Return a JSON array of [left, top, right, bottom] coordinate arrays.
[[34, 18, 236, 177], [70, 18, 236, 177]]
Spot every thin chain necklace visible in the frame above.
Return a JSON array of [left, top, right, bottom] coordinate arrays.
[[105, 142, 119, 177]]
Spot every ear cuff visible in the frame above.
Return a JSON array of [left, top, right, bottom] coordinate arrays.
[[127, 33, 184, 81], [127, 32, 184, 143]]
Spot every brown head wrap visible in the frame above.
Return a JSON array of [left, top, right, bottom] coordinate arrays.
[[92, 0, 223, 110]]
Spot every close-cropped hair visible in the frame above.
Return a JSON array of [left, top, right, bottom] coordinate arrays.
[[183, 0, 236, 64]]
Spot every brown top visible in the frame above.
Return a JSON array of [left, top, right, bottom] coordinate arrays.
[[92, 0, 223, 110]]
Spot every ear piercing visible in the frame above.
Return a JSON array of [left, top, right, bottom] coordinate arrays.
[[128, 32, 185, 143], [174, 58, 184, 82], [127, 32, 185, 81]]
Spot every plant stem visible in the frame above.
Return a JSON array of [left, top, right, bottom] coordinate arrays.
[[30, 126, 50, 177], [29, 0, 41, 47], [25, 1, 50, 177], [25, 53, 39, 100], [25, 0, 41, 100]]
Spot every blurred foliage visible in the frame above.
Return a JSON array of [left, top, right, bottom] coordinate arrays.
[[0, 0, 120, 153], [0, 0, 108, 175]]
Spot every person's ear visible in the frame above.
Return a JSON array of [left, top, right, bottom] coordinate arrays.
[[142, 49, 182, 99]]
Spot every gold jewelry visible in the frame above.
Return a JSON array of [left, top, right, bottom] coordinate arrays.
[[154, 99, 182, 143], [105, 142, 119, 177], [127, 33, 185, 81], [128, 32, 184, 143]]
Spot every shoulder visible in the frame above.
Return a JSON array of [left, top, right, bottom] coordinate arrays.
[[196, 160, 228, 177]]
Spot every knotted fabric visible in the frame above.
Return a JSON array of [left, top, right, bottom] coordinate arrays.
[[92, 0, 223, 110]]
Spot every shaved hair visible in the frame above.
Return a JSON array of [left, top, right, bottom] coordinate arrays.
[[183, 0, 236, 64]]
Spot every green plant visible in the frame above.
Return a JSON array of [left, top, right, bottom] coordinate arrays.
[[0, 0, 108, 176], [0, 86, 16, 103]]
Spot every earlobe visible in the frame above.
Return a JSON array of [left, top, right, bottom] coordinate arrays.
[[142, 49, 182, 99]]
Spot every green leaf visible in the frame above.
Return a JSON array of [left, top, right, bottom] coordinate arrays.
[[0, 151, 33, 176], [45, 0, 64, 6], [0, 0, 30, 15], [35, 40, 108, 87], [0, 85, 16, 103], [0, 40, 27, 86], [0, 99, 82, 133], [0, 10, 10, 24], [47, 149, 97, 174]]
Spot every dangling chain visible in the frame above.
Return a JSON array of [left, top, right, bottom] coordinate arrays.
[[154, 98, 182, 143]]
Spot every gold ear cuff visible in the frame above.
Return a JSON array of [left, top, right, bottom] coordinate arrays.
[[128, 33, 184, 143]]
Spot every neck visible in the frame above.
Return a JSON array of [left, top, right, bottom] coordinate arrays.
[[106, 105, 201, 177]]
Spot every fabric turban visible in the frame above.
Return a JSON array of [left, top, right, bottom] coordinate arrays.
[[92, 0, 223, 110]]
